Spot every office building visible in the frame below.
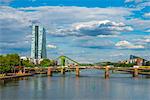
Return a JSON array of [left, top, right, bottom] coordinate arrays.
[[31, 25, 47, 64]]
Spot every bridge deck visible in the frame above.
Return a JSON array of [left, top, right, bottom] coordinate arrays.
[[25, 66, 150, 75]]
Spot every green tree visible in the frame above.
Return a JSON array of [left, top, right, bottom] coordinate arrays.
[[40, 59, 55, 67], [146, 61, 150, 66], [21, 58, 35, 67], [6, 54, 20, 66], [0, 54, 21, 73], [113, 63, 135, 67]]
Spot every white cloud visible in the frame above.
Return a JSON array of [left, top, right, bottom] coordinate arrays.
[[146, 29, 150, 32], [126, 18, 150, 30], [97, 35, 118, 38], [0, 6, 135, 38], [138, 1, 150, 8], [47, 44, 57, 49], [125, 0, 150, 9], [63, 20, 133, 36], [115, 40, 144, 49], [0, 5, 149, 60], [144, 39, 150, 43], [125, 0, 144, 3], [144, 13, 150, 18], [0, 0, 14, 5], [138, 36, 150, 43]]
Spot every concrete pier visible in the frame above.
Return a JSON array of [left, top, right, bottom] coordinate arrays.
[[76, 66, 80, 77], [133, 68, 138, 78], [105, 66, 110, 79], [61, 68, 65, 75], [47, 67, 53, 76]]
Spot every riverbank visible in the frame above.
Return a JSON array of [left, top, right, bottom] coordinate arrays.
[[0, 73, 33, 80]]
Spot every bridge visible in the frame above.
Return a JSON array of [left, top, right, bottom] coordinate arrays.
[[25, 66, 150, 79], [25, 56, 150, 79]]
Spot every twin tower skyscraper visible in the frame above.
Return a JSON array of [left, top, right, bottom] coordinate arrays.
[[31, 25, 47, 64]]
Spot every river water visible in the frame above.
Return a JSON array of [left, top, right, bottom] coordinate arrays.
[[0, 70, 150, 100]]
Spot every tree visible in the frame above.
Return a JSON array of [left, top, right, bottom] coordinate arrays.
[[146, 61, 150, 66], [0, 54, 21, 73], [21, 58, 35, 67], [6, 54, 20, 67], [40, 59, 55, 67], [113, 63, 135, 67], [0, 55, 12, 73]]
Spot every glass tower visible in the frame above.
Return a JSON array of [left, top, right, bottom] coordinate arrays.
[[31, 25, 47, 64]]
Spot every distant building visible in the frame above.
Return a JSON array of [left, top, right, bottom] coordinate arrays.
[[119, 60, 129, 64], [20, 56, 28, 60], [119, 55, 147, 66], [31, 25, 47, 64], [129, 55, 147, 66]]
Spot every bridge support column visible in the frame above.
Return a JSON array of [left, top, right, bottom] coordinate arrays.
[[133, 68, 138, 78], [23, 67, 26, 74], [76, 66, 80, 77], [61, 68, 65, 75], [47, 67, 53, 76], [105, 66, 110, 79]]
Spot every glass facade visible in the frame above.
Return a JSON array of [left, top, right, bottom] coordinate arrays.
[[31, 25, 47, 63]]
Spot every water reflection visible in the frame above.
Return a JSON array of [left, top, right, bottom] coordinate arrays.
[[0, 70, 150, 100]]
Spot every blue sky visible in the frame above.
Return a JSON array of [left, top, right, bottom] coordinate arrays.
[[0, 0, 150, 63]]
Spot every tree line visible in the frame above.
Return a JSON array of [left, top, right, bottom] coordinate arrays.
[[0, 54, 56, 73], [95, 61, 150, 67]]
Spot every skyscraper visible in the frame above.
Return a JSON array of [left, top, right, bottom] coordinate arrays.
[[31, 25, 47, 64]]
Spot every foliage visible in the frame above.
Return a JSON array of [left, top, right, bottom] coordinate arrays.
[[40, 59, 56, 67], [113, 63, 135, 67], [0, 66, 12, 73], [95, 62, 114, 66], [95, 61, 135, 67], [21, 58, 35, 67], [0, 54, 20, 73], [80, 63, 94, 66], [145, 61, 150, 66]]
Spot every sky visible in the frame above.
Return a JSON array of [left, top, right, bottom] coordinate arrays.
[[0, 0, 150, 63]]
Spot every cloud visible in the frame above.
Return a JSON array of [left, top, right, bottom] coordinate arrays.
[[97, 35, 118, 38], [115, 40, 144, 49], [0, 6, 149, 62], [125, 0, 150, 10], [47, 44, 57, 49], [125, 0, 144, 3], [144, 13, 150, 18], [65, 20, 133, 36], [0, 0, 14, 5], [125, 0, 145, 3], [146, 29, 150, 32], [126, 18, 150, 30], [143, 38, 150, 43], [0, 6, 134, 44], [135, 36, 150, 43]]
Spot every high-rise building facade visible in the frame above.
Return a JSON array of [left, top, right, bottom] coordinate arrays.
[[31, 25, 47, 64]]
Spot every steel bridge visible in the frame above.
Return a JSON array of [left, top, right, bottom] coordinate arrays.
[[25, 55, 150, 79]]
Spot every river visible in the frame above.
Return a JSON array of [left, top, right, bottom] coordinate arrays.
[[0, 70, 150, 100]]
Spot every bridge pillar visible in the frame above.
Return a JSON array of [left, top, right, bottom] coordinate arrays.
[[76, 65, 80, 77], [47, 67, 53, 76], [23, 67, 26, 74], [105, 66, 110, 79], [61, 68, 65, 75], [133, 68, 138, 78]]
